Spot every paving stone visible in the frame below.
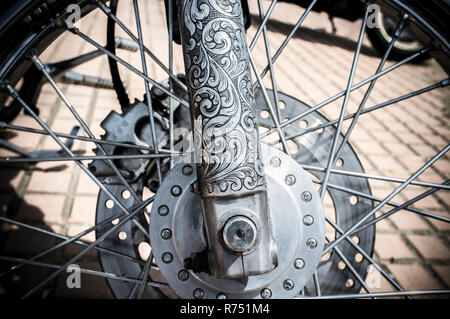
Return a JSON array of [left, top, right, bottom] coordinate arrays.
[[388, 264, 442, 291], [375, 234, 415, 260], [406, 234, 450, 260]]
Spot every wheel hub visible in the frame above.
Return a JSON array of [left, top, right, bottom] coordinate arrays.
[[149, 144, 325, 299]]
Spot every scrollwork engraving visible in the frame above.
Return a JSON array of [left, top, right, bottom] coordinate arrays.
[[180, 0, 266, 196]]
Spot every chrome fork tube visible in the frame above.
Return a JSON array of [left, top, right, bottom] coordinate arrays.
[[178, 0, 277, 278]]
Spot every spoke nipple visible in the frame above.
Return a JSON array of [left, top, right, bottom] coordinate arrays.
[[158, 205, 169, 216], [171, 185, 182, 196], [162, 252, 173, 264], [261, 288, 272, 299], [193, 288, 204, 299], [161, 228, 172, 240], [216, 293, 227, 299], [283, 279, 294, 291], [294, 258, 305, 269], [306, 238, 318, 249], [178, 270, 189, 281], [285, 174, 296, 186], [303, 215, 314, 226], [301, 191, 312, 202]]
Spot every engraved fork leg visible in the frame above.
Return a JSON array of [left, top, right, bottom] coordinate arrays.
[[178, 0, 278, 278]]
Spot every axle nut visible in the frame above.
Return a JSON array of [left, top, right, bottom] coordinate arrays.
[[223, 216, 257, 252]]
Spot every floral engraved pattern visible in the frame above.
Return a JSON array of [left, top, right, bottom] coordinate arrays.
[[180, 0, 266, 195]]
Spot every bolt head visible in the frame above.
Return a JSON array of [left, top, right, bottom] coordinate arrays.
[[303, 215, 314, 226], [306, 238, 317, 249], [294, 258, 305, 269], [261, 288, 272, 299], [301, 191, 312, 202], [285, 174, 296, 186], [216, 293, 227, 299], [162, 252, 173, 263], [158, 205, 169, 216], [223, 216, 257, 252], [270, 157, 281, 167], [193, 288, 204, 299], [178, 270, 189, 281], [283, 279, 294, 290], [161, 228, 172, 240], [182, 165, 193, 176], [171, 185, 182, 196]]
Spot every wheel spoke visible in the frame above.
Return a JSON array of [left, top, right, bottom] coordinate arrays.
[[133, 0, 162, 182], [296, 290, 450, 299], [319, 3, 370, 201], [257, 0, 282, 122], [257, 0, 318, 82], [0, 122, 155, 152], [261, 47, 434, 139], [31, 54, 150, 213], [321, 181, 450, 224], [94, 0, 187, 93], [323, 144, 450, 255], [0, 216, 145, 266], [303, 164, 450, 190], [248, 48, 291, 155], [312, 270, 321, 296], [136, 252, 153, 299], [0, 153, 174, 164], [5, 84, 151, 240], [0, 213, 123, 278], [68, 26, 189, 108], [352, 180, 450, 234], [332, 15, 408, 163], [21, 196, 153, 298], [278, 78, 449, 142], [0, 256, 167, 289], [168, 0, 175, 169], [249, 0, 278, 51], [323, 215, 407, 295], [327, 235, 375, 296]]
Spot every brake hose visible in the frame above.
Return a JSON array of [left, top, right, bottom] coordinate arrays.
[[106, 0, 130, 111]]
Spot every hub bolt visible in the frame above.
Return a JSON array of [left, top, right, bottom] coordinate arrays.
[[306, 238, 317, 249], [182, 165, 193, 176], [285, 174, 296, 185], [270, 157, 281, 167], [162, 252, 173, 263], [261, 288, 272, 299], [161, 228, 172, 240], [294, 258, 305, 269], [283, 279, 294, 290], [193, 288, 204, 299], [171, 185, 182, 196], [178, 270, 189, 281], [158, 205, 169, 216], [301, 191, 312, 202], [216, 293, 227, 299], [303, 215, 314, 226]]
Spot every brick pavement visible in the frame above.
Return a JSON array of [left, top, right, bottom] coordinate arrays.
[[0, 0, 449, 298]]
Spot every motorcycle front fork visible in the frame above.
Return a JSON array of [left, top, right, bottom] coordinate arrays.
[[178, 0, 278, 279]]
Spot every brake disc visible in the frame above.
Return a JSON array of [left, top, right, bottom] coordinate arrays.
[[93, 87, 374, 298], [254, 90, 375, 295]]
